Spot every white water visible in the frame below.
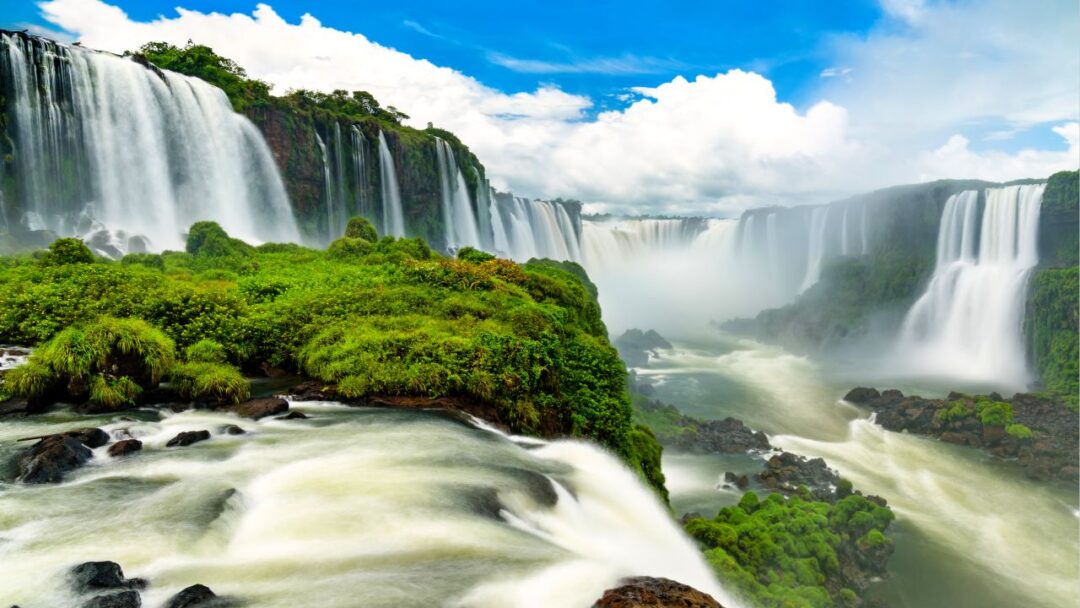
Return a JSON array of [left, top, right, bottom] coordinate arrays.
[[0, 34, 299, 253], [377, 132, 405, 237], [0, 404, 734, 608], [435, 139, 482, 250], [896, 185, 1044, 390], [799, 206, 830, 292]]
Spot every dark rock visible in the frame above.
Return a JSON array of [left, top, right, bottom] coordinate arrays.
[[164, 584, 217, 608], [592, 576, 723, 607], [758, 451, 843, 502], [107, 439, 143, 457], [64, 428, 110, 448], [17, 435, 92, 483], [70, 562, 145, 592], [82, 591, 141, 608], [843, 387, 880, 404], [288, 381, 338, 402], [231, 397, 288, 420], [220, 425, 246, 435], [723, 472, 749, 489], [0, 396, 34, 417], [276, 411, 308, 420], [614, 329, 674, 369], [259, 362, 290, 378], [166, 431, 211, 448]]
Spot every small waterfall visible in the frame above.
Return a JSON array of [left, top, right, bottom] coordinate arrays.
[[840, 207, 850, 255], [0, 33, 299, 253], [350, 126, 372, 220], [435, 138, 481, 249], [315, 132, 341, 242], [860, 204, 869, 255], [473, 169, 494, 250], [799, 207, 830, 293], [897, 185, 1044, 389], [377, 131, 405, 237]]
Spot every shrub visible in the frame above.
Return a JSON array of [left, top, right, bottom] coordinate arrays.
[[185, 221, 253, 258], [39, 238, 95, 266], [975, 400, 1014, 427], [327, 236, 373, 258], [170, 362, 250, 405], [89, 375, 142, 408], [4, 361, 55, 399], [457, 246, 495, 263], [184, 339, 229, 364], [344, 217, 378, 242], [1005, 423, 1034, 440], [121, 253, 165, 271]]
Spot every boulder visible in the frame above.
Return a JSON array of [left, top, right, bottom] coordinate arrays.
[[107, 439, 143, 457], [592, 576, 723, 607], [843, 387, 880, 404], [164, 584, 218, 608], [276, 411, 308, 420], [166, 431, 211, 448], [70, 562, 146, 592], [231, 397, 288, 420], [220, 424, 246, 435], [17, 435, 92, 483], [82, 591, 141, 608], [723, 472, 749, 489], [65, 428, 111, 448]]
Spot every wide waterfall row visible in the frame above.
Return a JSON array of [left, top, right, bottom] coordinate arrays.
[[490, 194, 583, 262], [435, 138, 481, 249], [0, 33, 299, 254], [897, 184, 1044, 388]]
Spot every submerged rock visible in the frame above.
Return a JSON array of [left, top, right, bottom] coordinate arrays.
[[592, 576, 723, 607], [66, 427, 111, 448], [276, 410, 308, 420], [82, 591, 141, 608], [231, 397, 288, 420], [107, 439, 143, 457], [220, 424, 246, 435], [164, 584, 218, 608], [17, 435, 92, 483], [166, 431, 211, 448]]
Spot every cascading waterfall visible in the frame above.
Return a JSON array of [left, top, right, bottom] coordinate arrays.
[[0, 33, 299, 253], [800, 206, 830, 292], [350, 126, 373, 221], [435, 138, 481, 250], [473, 170, 494, 251], [896, 185, 1044, 389], [490, 195, 584, 262], [315, 132, 344, 242], [377, 131, 405, 237]]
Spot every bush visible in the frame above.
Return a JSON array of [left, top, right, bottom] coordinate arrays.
[[975, 400, 1014, 427], [170, 362, 250, 405], [184, 339, 229, 364], [39, 238, 94, 266], [1005, 423, 1034, 440], [121, 253, 165, 271], [344, 217, 378, 242], [89, 375, 142, 409], [186, 221, 253, 258], [327, 236, 373, 258], [4, 361, 54, 399], [457, 246, 495, 263]]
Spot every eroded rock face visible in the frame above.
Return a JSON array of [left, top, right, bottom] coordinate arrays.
[[231, 397, 289, 420], [165, 431, 211, 448], [592, 577, 724, 608]]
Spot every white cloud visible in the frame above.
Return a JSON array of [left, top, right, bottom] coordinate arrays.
[[914, 123, 1078, 182], [819, 67, 852, 78], [35, 0, 1080, 215], [487, 52, 684, 75]]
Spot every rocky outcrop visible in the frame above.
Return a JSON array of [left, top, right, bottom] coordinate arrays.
[[231, 397, 289, 420], [15, 427, 109, 483], [164, 584, 220, 608], [845, 387, 1079, 483], [107, 439, 142, 457], [70, 561, 146, 593], [634, 398, 770, 453], [614, 329, 674, 368], [82, 591, 140, 608], [592, 577, 723, 608], [165, 431, 211, 448]]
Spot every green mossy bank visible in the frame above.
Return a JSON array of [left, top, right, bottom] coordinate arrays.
[[0, 224, 666, 496]]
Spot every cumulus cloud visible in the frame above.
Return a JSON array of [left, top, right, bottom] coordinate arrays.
[[914, 123, 1079, 183], [36, 0, 1079, 215]]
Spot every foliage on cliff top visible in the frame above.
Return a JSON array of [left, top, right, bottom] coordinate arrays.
[[0, 222, 664, 493], [686, 491, 894, 608], [1026, 267, 1079, 408]]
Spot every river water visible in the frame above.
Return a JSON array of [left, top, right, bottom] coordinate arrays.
[[0, 401, 737, 608], [647, 334, 1079, 608]]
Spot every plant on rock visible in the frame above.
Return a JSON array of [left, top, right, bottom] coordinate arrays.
[[170, 362, 250, 405]]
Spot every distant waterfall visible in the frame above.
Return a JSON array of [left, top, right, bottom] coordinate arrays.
[[491, 195, 583, 261], [315, 131, 346, 241], [897, 185, 1044, 389], [800, 207, 830, 292], [377, 132, 405, 237], [435, 138, 481, 249], [0, 33, 299, 254]]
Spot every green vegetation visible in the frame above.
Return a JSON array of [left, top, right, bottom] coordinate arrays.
[[38, 238, 95, 266], [932, 397, 1039, 439], [1038, 171, 1078, 267], [5, 317, 176, 408], [1026, 267, 1079, 409], [1005, 423, 1034, 440], [0, 222, 664, 494], [685, 491, 893, 608]]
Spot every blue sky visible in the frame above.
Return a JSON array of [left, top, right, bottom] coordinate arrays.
[[10, 0, 884, 114], [7, 0, 1078, 212]]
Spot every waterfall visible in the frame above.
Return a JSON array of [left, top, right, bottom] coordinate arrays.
[[315, 132, 342, 242], [840, 207, 850, 255], [897, 185, 1044, 389], [435, 138, 481, 249], [473, 169, 494, 250], [350, 126, 372, 221], [860, 204, 869, 255], [799, 207, 830, 293], [377, 131, 405, 237], [0, 33, 299, 253]]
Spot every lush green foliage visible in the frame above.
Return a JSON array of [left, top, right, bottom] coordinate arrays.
[[137, 41, 271, 111], [686, 492, 893, 608], [345, 217, 379, 242], [934, 398, 1017, 427], [1026, 267, 1079, 408], [170, 361, 250, 405], [38, 238, 95, 266], [0, 225, 662, 492], [1005, 423, 1034, 440], [89, 374, 142, 408]]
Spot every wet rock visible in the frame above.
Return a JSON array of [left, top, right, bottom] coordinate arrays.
[[288, 381, 338, 402], [723, 471, 749, 489], [17, 435, 92, 483], [70, 561, 146, 592], [0, 396, 34, 417], [220, 424, 246, 435], [276, 411, 308, 420], [231, 397, 288, 420], [65, 427, 110, 448], [758, 451, 842, 502], [107, 439, 143, 457], [164, 584, 218, 608], [166, 431, 211, 448], [843, 387, 880, 404], [82, 591, 141, 608], [614, 329, 674, 368], [592, 576, 723, 607]]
